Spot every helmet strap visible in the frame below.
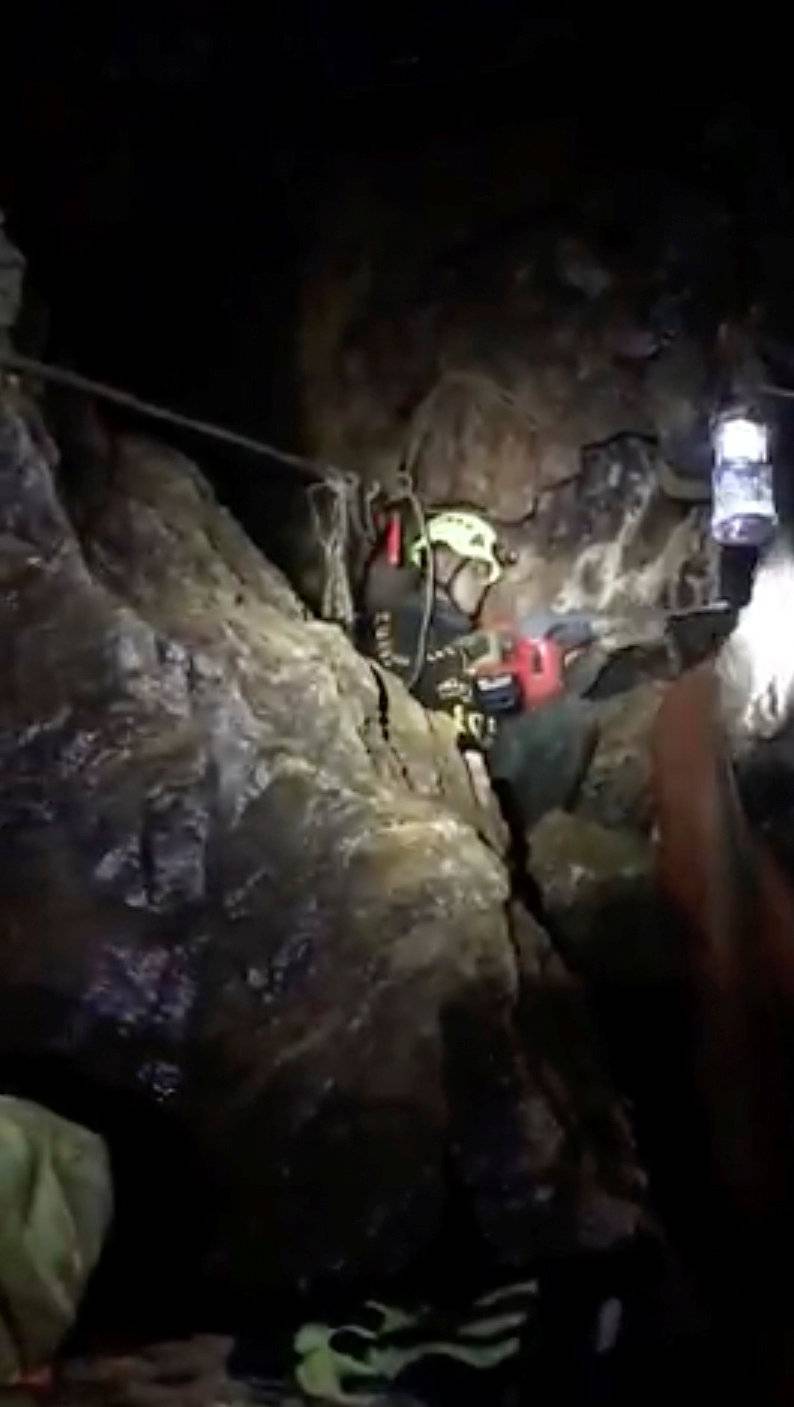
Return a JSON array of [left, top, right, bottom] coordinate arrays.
[[436, 556, 471, 614]]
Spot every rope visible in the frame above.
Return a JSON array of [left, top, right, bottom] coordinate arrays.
[[392, 469, 435, 689], [307, 477, 358, 629], [0, 349, 345, 480], [0, 347, 380, 630], [0, 350, 436, 656]]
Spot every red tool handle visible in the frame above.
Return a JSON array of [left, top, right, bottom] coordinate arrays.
[[386, 511, 402, 567]]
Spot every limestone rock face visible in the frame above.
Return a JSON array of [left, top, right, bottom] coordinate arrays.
[[529, 812, 673, 1000], [576, 684, 667, 834], [482, 439, 716, 627], [0, 406, 642, 1304], [531, 812, 652, 918], [298, 174, 729, 639]]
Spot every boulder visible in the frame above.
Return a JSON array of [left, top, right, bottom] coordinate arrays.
[[529, 812, 672, 988], [531, 812, 651, 921], [576, 684, 667, 834], [0, 405, 642, 1307]]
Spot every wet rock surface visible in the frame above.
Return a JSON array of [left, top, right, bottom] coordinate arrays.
[[297, 164, 742, 637], [494, 440, 717, 620], [528, 812, 669, 988], [575, 684, 667, 834], [531, 812, 651, 918], [0, 404, 643, 1313]]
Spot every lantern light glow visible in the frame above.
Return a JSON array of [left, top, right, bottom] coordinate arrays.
[[711, 409, 777, 548], [714, 416, 769, 467]]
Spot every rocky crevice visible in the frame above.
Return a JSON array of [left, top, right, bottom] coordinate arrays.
[[0, 402, 644, 1314]]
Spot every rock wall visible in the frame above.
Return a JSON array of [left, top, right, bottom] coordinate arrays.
[[296, 154, 754, 624], [0, 403, 642, 1308]]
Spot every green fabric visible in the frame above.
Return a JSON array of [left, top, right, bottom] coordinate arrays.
[[0, 1097, 113, 1384], [294, 1288, 536, 1404]]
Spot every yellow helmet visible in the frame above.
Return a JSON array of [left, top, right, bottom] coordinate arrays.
[[408, 510, 503, 585]]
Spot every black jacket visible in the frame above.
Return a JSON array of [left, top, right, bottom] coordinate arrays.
[[358, 581, 494, 747]]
